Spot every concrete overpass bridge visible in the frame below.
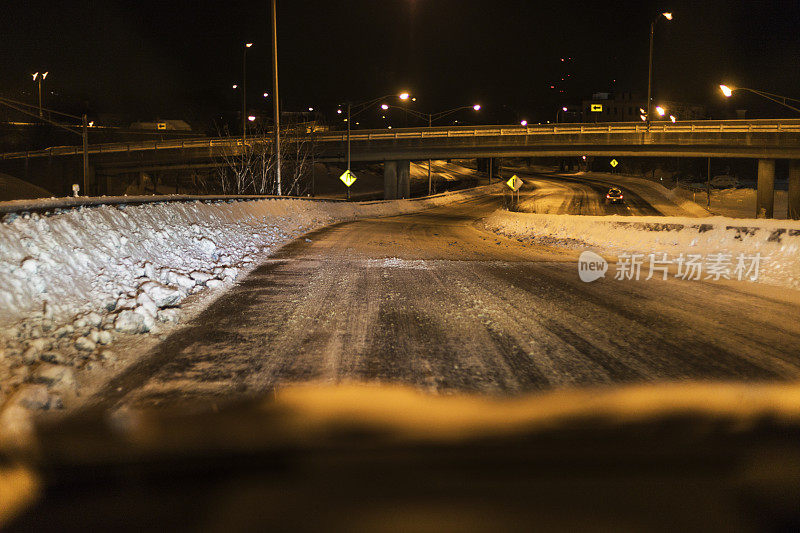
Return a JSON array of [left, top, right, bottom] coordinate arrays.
[[2, 119, 800, 217]]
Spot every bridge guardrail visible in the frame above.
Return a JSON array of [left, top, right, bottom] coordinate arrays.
[[4, 119, 800, 161]]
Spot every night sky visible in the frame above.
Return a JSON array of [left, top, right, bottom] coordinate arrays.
[[2, 1, 800, 127]]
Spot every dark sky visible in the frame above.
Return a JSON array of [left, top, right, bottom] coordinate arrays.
[[2, 0, 799, 126]]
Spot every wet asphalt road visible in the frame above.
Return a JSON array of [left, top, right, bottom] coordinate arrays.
[[90, 188, 800, 410]]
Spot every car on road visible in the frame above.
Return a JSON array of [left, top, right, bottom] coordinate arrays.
[[605, 187, 624, 204]]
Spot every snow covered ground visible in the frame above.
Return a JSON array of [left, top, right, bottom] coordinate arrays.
[[673, 186, 790, 219], [0, 186, 496, 414], [484, 211, 800, 290]]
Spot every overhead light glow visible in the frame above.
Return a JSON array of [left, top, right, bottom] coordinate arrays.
[[42, 71, 48, 79], [248, 115, 256, 122], [308, 107, 314, 111], [245, 43, 253, 48], [473, 104, 481, 111], [719, 84, 733, 97], [398, 92, 410, 100], [520, 120, 528, 126], [562, 106, 568, 112], [337, 109, 342, 114], [655, 106, 666, 116], [662, 12, 673, 20], [381, 104, 389, 110], [263, 92, 269, 97], [670, 115, 676, 123], [232, 84, 238, 89], [32, 72, 38, 80]]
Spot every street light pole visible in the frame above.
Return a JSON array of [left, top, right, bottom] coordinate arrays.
[[428, 114, 433, 195], [270, 0, 281, 195], [82, 114, 89, 194], [346, 101, 351, 200], [242, 43, 252, 142], [646, 20, 655, 125], [719, 85, 800, 114], [646, 13, 672, 126], [32, 72, 48, 118]]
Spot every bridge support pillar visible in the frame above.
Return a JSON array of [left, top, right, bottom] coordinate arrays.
[[756, 159, 775, 218], [789, 160, 800, 220], [477, 158, 501, 181], [384, 160, 410, 200]]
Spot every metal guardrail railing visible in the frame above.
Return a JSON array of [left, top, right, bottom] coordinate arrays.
[[3, 119, 800, 161]]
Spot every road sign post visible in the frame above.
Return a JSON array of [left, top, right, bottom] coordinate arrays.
[[506, 174, 523, 210], [339, 169, 357, 200]]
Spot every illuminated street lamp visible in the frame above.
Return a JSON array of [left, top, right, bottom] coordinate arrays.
[[719, 84, 800, 114], [655, 106, 666, 117], [556, 106, 568, 123], [242, 42, 253, 141], [646, 12, 673, 124], [342, 92, 411, 197], [32, 71, 48, 117], [382, 102, 482, 194], [248, 115, 256, 122], [670, 115, 677, 123], [520, 120, 528, 126]]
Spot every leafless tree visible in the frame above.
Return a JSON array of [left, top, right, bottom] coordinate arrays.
[[214, 118, 317, 196]]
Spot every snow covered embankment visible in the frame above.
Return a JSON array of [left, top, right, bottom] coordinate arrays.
[[0, 187, 492, 411], [485, 211, 800, 289]]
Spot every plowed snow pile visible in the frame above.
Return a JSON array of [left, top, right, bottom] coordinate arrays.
[[485, 211, 800, 289], [0, 189, 492, 412]]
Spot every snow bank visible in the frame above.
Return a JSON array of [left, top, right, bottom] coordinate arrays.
[[485, 211, 800, 289], [0, 186, 496, 411], [672, 186, 790, 220]]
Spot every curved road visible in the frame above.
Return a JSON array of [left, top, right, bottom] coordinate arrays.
[[89, 189, 800, 410], [510, 169, 662, 216]]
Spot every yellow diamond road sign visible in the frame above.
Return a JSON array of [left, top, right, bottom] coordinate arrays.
[[339, 169, 357, 187], [506, 175, 523, 191], [610, 159, 619, 168]]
